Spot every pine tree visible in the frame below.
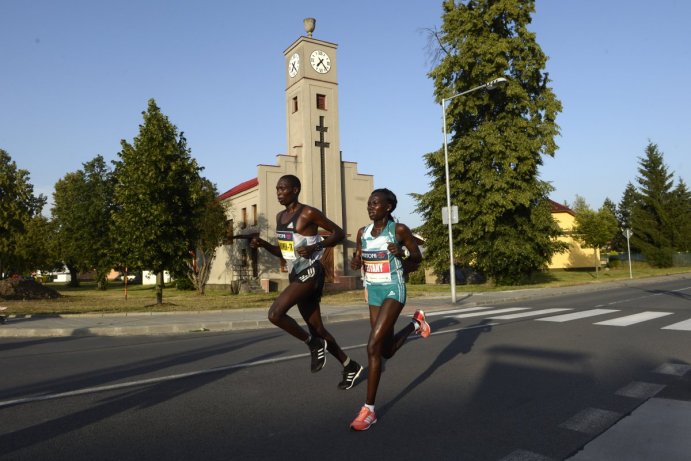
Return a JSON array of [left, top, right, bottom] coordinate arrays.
[[669, 179, 691, 252], [631, 142, 675, 267], [414, 0, 564, 285], [111, 99, 205, 304]]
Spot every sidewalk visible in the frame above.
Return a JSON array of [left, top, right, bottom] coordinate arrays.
[[0, 274, 689, 338], [0, 280, 636, 339]]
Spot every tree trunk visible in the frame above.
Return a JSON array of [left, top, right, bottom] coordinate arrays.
[[156, 271, 163, 304], [68, 266, 80, 287]]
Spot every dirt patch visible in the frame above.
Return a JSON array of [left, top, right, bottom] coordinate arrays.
[[0, 279, 62, 300]]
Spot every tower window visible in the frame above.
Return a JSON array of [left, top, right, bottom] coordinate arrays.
[[252, 204, 257, 226], [316, 94, 327, 110], [241, 207, 247, 229], [292, 96, 298, 113]]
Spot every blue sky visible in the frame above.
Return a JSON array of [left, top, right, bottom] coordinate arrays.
[[2, 0, 689, 229]]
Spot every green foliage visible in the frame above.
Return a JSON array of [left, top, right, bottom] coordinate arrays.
[[669, 180, 691, 252], [406, 267, 426, 285], [630, 142, 676, 267], [185, 178, 229, 294], [14, 215, 59, 275], [572, 198, 619, 276], [111, 99, 207, 303], [573, 200, 619, 252], [414, 0, 565, 285], [0, 149, 47, 277], [52, 156, 114, 288]]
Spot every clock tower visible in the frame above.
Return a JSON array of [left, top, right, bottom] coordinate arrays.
[[210, 18, 372, 291], [283, 18, 341, 219]]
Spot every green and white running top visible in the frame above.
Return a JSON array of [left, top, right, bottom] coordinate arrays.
[[360, 219, 404, 285]]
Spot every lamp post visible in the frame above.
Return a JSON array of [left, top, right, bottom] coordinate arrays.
[[442, 77, 507, 303], [622, 228, 633, 279]]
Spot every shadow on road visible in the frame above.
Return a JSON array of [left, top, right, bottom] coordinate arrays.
[[378, 318, 493, 417]]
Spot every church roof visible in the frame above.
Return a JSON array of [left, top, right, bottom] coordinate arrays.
[[218, 177, 258, 201], [549, 199, 575, 216]]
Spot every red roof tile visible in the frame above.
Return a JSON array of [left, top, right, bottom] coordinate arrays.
[[218, 178, 258, 201], [549, 199, 575, 215]]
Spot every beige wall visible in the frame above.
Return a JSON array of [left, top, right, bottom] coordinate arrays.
[[548, 211, 599, 269]]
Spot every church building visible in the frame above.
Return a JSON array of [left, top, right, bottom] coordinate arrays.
[[207, 19, 373, 292]]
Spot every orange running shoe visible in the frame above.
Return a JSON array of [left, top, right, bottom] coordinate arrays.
[[412, 309, 431, 338], [350, 406, 377, 431]]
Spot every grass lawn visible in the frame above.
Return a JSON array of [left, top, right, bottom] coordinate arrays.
[[2, 263, 689, 316]]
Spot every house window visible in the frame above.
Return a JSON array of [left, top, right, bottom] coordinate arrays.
[[316, 94, 326, 110], [292, 96, 298, 113], [241, 208, 247, 229], [252, 204, 257, 226]]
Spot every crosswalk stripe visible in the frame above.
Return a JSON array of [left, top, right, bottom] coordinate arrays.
[[451, 307, 529, 319], [428, 306, 493, 316], [536, 309, 619, 323], [489, 308, 572, 320], [661, 319, 691, 331], [594, 311, 674, 326]]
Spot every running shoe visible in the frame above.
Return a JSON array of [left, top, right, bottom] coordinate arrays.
[[338, 360, 364, 390], [350, 406, 377, 431], [308, 337, 327, 372], [413, 309, 431, 338]]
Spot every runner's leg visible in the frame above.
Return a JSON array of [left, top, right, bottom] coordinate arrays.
[[365, 298, 404, 405]]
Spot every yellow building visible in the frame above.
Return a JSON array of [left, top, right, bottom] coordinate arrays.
[[207, 19, 372, 292], [548, 200, 599, 269]]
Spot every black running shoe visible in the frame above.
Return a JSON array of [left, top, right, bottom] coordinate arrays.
[[338, 360, 364, 390], [308, 337, 327, 373]]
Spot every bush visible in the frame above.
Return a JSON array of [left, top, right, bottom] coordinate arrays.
[[407, 268, 426, 285], [175, 277, 195, 291]]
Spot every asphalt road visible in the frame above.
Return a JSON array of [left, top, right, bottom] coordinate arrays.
[[1, 277, 690, 460]]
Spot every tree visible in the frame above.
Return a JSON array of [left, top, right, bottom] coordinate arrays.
[[630, 142, 675, 267], [52, 156, 114, 288], [572, 198, 619, 276], [15, 215, 60, 277], [111, 99, 206, 304], [613, 182, 638, 252], [669, 179, 691, 252], [184, 179, 229, 295], [414, 0, 564, 285], [0, 149, 46, 277]]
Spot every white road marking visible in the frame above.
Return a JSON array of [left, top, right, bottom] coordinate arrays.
[[451, 308, 529, 319], [426, 306, 494, 316], [594, 311, 674, 326], [489, 308, 572, 320], [653, 363, 691, 376], [537, 309, 619, 323], [661, 319, 691, 331], [559, 407, 621, 434], [0, 352, 312, 409], [615, 381, 666, 399]]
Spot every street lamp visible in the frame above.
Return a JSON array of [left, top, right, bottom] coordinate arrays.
[[622, 228, 633, 279], [442, 77, 507, 303]]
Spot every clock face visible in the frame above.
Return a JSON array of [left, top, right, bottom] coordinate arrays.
[[288, 53, 300, 78], [310, 49, 331, 74]]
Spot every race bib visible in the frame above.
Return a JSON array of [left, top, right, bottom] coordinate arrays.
[[277, 231, 296, 260], [362, 250, 392, 283]]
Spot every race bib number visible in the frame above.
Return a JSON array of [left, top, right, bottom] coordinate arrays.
[[362, 250, 391, 283], [277, 231, 296, 260]]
